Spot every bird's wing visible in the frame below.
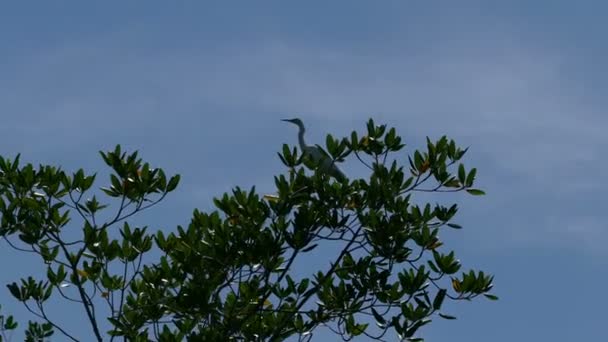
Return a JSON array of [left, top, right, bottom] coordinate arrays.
[[313, 144, 331, 159], [301, 145, 323, 161], [329, 165, 347, 182]]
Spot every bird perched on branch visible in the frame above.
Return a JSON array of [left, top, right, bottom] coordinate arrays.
[[282, 118, 347, 182]]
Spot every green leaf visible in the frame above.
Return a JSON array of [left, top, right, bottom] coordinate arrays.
[[7, 283, 23, 301], [456, 146, 469, 159], [46, 267, 56, 284], [427, 261, 439, 273], [447, 223, 462, 229], [100, 187, 120, 197], [282, 144, 291, 160], [285, 275, 296, 292], [82, 174, 96, 191], [350, 131, 359, 149], [484, 294, 499, 301], [297, 279, 310, 294], [433, 289, 447, 310], [326, 134, 337, 156], [4, 315, 18, 329], [371, 307, 386, 324], [351, 323, 368, 336], [466, 189, 485, 196], [43, 285, 53, 301], [366, 119, 376, 137], [414, 151, 423, 170], [166, 175, 181, 192], [157, 169, 167, 190], [457, 164, 465, 184], [465, 168, 477, 187], [301, 243, 318, 252], [384, 127, 396, 147], [438, 313, 457, 320], [448, 140, 456, 159]]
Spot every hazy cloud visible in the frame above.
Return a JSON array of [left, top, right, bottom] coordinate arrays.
[[1, 31, 605, 251]]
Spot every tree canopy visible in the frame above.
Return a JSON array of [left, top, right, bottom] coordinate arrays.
[[0, 119, 496, 341]]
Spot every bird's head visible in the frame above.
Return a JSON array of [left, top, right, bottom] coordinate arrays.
[[281, 118, 304, 128]]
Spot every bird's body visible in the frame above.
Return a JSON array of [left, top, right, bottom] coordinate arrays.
[[282, 118, 347, 182]]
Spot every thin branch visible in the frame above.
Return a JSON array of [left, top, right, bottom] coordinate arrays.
[[353, 151, 372, 170], [269, 224, 364, 340], [37, 301, 80, 341]]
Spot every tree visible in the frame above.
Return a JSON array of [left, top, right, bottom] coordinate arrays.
[[0, 119, 496, 341]]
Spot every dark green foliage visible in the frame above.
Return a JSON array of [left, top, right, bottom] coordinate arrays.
[[0, 305, 18, 342], [0, 145, 179, 341], [0, 119, 496, 341]]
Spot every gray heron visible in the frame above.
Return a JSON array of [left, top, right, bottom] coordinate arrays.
[[282, 118, 347, 182]]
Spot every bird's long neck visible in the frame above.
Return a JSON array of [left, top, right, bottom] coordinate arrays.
[[297, 125, 307, 150]]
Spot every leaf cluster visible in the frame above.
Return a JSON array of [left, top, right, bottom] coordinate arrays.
[[0, 146, 179, 341], [0, 120, 496, 341]]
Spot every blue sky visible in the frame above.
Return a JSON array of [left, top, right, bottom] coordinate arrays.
[[1, 1, 607, 341]]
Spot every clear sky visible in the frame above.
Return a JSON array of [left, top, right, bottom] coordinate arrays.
[[1, 1, 607, 341]]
